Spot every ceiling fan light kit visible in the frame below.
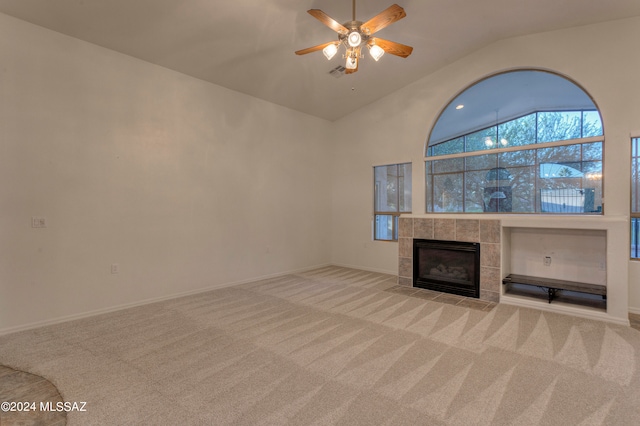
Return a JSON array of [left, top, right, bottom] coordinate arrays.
[[295, 0, 413, 74], [347, 31, 362, 47], [345, 50, 359, 70], [368, 44, 385, 61], [323, 43, 339, 60]]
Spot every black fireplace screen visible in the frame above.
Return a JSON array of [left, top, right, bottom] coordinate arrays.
[[413, 239, 480, 298]]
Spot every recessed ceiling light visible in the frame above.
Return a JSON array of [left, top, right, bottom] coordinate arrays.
[[456, 104, 464, 110]]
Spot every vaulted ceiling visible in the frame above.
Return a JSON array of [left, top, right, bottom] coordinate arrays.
[[2, 0, 640, 121]]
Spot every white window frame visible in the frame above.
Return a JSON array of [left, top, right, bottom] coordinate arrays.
[[374, 162, 412, 241]]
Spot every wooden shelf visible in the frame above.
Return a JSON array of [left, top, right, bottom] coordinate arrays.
[[503, 273, 606, 304]]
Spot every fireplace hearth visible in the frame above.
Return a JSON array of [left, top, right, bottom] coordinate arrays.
[[413, 239, 480, 298]]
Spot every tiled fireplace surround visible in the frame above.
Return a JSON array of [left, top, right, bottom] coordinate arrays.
[[398, 218, 501, 303]]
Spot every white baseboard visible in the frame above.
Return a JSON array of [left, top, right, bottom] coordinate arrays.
[[628, 307, 640, 315], [500, 295, 631, 326], [0, 263, 332, 336]]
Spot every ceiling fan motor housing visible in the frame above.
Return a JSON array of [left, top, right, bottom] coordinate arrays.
[[341, 21, 368, 47]]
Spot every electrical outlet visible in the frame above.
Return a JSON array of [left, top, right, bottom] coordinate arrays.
[[543, 256, 552, 266], [31, 216, 47, 228], [111, 263, 120, 274]]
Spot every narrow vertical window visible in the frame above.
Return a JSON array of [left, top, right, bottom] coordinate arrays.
[[374, 163, 412, 241], [632, 137, 640, 258]]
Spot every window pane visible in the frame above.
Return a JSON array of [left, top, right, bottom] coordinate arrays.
[[540, 188, 587, 213], [433, 173, 463, 212], [634, 157, 640, 214], [582, 142, 603, 161], [582, 111, 603, 138], [482, 167, 514, 212], [536, 148, 602, 213], [428, 71, 600, 151], [432, 157, 464, 174], [537, 112, 581, 143], [399, 163, 412, 212], [537, 144, 581, 164], [374, 165, 398, 212], [633, 139, 640, 215], [465, 127, 497, 153], [582, 161, 602, 212], [499, 149, 536, 167], [498, 113, 536, 147], [431, 137, 464, 156], [582, 160, 602, 180], [465, 170, 489, 212], [466, 153, 497, 171], [633, 218, 640, 259], [375, 215, 395, 241], [633, 138, 640, 258], [426, 162, 434, 212], [539, 162, 584, 179], [505, 165, 536, 212]]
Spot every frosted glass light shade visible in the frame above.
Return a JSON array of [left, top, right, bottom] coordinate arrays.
[[323, 43, 338, 60], [347, 31, 361, 47], [369, 44, 385, 61], [345, 55, 358, 69]]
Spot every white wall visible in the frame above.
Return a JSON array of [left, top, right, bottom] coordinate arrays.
[[508, 228, 606, 285], [5, 12, 640, 333], [0, 13, 333, 333], [331, 17, 640, 311]]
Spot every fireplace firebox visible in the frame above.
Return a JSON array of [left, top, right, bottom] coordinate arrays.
[[413, 239, 480, 298]]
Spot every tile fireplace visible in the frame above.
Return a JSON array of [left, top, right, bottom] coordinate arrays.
[[398, 218, 501, 303]]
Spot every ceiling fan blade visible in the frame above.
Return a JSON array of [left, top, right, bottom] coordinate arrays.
[[360, 4, 406, 35], [369, 38, 413, 58], [295, 41, 336, 56], [308, 9, 349, 34]]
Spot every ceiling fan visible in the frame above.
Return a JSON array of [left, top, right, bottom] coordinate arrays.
[[295, 0, 413, 74]]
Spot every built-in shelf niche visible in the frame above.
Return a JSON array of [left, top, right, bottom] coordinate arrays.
[[500, 215, 628, 325], [503, 227, 606, 286]]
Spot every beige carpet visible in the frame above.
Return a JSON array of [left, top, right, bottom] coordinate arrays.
[[1, 266, 639, 425]]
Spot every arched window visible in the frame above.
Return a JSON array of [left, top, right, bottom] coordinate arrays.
[[426, 70, 603, 214]]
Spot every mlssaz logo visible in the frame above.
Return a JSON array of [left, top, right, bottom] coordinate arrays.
[[40, 401, 87, 412]]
